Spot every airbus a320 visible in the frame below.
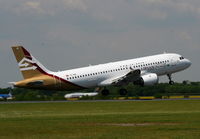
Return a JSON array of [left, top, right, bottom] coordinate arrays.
[[11, 46, 191, 95]]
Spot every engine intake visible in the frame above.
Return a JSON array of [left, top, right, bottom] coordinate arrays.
[[134, 73, 159, 86]]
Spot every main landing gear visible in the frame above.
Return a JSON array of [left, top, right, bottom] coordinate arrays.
[[167, 74, 175, 85], [119, 88, 128, 96], [100, 88, 128, 96], [101, 88, 110, 96]]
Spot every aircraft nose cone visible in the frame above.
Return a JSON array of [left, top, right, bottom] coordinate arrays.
[[185, 59, 192, 68]]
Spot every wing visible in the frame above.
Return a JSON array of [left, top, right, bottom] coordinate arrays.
[[112, 69, 141, 86], [98, 69, 141, 86]]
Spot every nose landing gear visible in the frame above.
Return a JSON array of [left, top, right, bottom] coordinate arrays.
[[167, 74, 175, 85]]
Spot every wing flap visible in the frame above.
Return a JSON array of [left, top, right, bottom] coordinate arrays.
[[112, 69, 141, 86]]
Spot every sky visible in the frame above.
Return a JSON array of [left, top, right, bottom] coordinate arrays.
[[0, 0, 200, 88]]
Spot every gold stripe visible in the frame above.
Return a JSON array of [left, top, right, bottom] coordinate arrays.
[[15, 75, 82, 91]]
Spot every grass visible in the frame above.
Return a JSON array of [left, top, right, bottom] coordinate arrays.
[[0, 100, 200, 139]]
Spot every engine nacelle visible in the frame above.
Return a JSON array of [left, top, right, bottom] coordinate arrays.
[[134, 73, 159, 86]]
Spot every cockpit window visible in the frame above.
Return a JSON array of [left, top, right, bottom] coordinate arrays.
[[179, 56, 184, 60]]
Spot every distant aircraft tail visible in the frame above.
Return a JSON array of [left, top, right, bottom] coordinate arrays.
[[12, 46, 51, 79], [8, 89, 12, 97]]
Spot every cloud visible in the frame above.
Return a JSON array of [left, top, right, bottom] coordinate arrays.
[[25, 1, 40, 10], [1, 0, 200, 22], [142, 0, 200, 18], [22, 1, 44, 14], [0, 0, 89, 16], [62, 0, 88, 12]]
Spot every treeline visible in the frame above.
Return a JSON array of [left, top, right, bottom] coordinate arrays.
[[0, 82, 200, 101], [0, 88, 67, 101]]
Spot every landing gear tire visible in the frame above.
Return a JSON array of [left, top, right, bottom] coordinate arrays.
[[169, 81, 175, 85], [101, 89, 110, 96], [119, 89, 128, 96]]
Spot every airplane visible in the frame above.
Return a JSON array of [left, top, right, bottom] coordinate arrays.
[[11, 46, 191, 95], [0, 92, 13, 100], [64, 92, 98, 99]]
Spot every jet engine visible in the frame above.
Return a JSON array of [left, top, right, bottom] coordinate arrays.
[[133, 73, 159, 86]]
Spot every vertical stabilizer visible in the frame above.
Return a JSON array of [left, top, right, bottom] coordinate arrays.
[[12, 46, 50, 79]]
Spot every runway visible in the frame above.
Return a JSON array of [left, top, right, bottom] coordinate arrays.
[[1, 98, 200, 104]]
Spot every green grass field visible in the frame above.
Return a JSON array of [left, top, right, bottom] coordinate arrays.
[[0, 100, 200, 139]]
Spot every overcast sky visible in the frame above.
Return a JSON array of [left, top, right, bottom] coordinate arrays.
[[0, 0, 200, 88]]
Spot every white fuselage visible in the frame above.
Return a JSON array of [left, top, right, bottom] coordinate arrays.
[[64, 92, 99, 98], [51, 53, 191, 88]]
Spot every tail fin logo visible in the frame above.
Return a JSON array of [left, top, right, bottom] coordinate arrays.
[[18, 57, 37, 71]]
